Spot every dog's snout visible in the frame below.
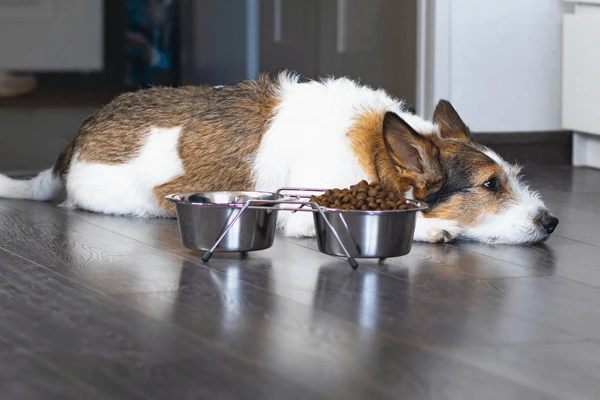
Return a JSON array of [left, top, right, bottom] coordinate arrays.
[[538, 210, 559, 234]]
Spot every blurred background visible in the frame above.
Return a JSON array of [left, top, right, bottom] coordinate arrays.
[[0, 0, 595, 173]]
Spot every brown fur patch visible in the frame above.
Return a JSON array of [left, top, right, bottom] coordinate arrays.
[[347, 110, 418, 193], [154, 76, 280, 214], [347, 110, 444, 197], [52, 140, 76, 181], [347, 110, 384, 182], [54, 74, 280, 215]]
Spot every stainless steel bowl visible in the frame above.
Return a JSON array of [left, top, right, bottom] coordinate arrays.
[[166, 191, 284, 252], [313, 199, 428, 258]]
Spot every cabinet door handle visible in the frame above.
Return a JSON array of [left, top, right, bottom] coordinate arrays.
[[274, 0, 282, 43], [337, 0, 347, 53]]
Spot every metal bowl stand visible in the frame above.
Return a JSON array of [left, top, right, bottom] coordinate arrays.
[[201, 188, 360, 269]]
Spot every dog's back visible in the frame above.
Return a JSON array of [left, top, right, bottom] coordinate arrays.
[[0, 72, 418, 220], [0, 74, 281, 216]]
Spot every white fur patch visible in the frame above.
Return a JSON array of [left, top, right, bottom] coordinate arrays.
[[252, 72, 437, 237], [483, 149, 504, 165], [64, 126, 184, 217]]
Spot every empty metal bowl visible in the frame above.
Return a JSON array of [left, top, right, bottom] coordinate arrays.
[[313, 199, 428, 258], [165, 191, 284, 252]]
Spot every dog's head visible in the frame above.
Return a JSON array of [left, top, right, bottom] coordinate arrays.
[[382, 100, 558, 244]]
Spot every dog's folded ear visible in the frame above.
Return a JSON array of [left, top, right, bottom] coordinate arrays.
[[383, 112, 439, 174], [433, 100, 472, 141]]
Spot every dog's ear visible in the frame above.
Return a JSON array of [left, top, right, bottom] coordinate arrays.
[[383, 112, 439, 173], [382, 112, 444, 198], [433, 100, 472, 141]]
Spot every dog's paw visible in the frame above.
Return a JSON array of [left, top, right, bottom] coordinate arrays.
[[427, 227, 463, 243], [413, 217, 463, 244]]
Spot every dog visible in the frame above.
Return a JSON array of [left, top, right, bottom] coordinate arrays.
[[0, 72, 558, 244]]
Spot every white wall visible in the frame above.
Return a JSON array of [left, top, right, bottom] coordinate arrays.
[[420, 0, 564, 132]]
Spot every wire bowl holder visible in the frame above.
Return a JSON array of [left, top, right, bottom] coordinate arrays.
[[177, 187, 428, 270]]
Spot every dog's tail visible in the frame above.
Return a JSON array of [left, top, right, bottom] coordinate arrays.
[[0, 141, 73, 201], [0, 169, 62, 201]]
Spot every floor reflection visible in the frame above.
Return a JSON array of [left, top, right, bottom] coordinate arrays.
[[57, 207, 186, 294], [175, 258, 274, 348], [403, 241, 557, 283], [312, 262, 411, 344], [175, 258, 391, 397], [449, 241, 557, 276]]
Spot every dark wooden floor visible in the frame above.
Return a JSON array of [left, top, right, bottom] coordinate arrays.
[[0, 166, 599, 399]]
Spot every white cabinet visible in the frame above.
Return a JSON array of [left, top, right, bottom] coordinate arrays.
[[0, 0, 103, 71], [562, 1, 600, 168], [419, 0, 563, 131]]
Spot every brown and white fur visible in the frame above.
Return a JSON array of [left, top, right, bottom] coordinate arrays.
[[0, 72, 558, 244]]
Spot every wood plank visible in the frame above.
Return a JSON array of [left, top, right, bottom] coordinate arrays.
[[408, 274, 600, 341], [537, 195, 600, 247], [0, 339, 107, 400], [0, 248, 327, 400], [0, 198, 289, 294], [452, 236, 600, 289], [522, 166, 600, 194], [432, 341, 600, 400], [113, 284, 570, 400], [283, 236, 556, 281]]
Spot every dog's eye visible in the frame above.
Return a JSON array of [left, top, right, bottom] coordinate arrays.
[[483, 177, 500, 190]]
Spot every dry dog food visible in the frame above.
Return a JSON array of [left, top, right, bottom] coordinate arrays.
[[309, 180, 415, 211]]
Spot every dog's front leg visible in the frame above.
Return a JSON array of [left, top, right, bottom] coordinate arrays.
[[413, 213, 463, 243]]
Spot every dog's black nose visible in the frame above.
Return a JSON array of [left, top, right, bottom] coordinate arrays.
[[539, 211, 559, 234]]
